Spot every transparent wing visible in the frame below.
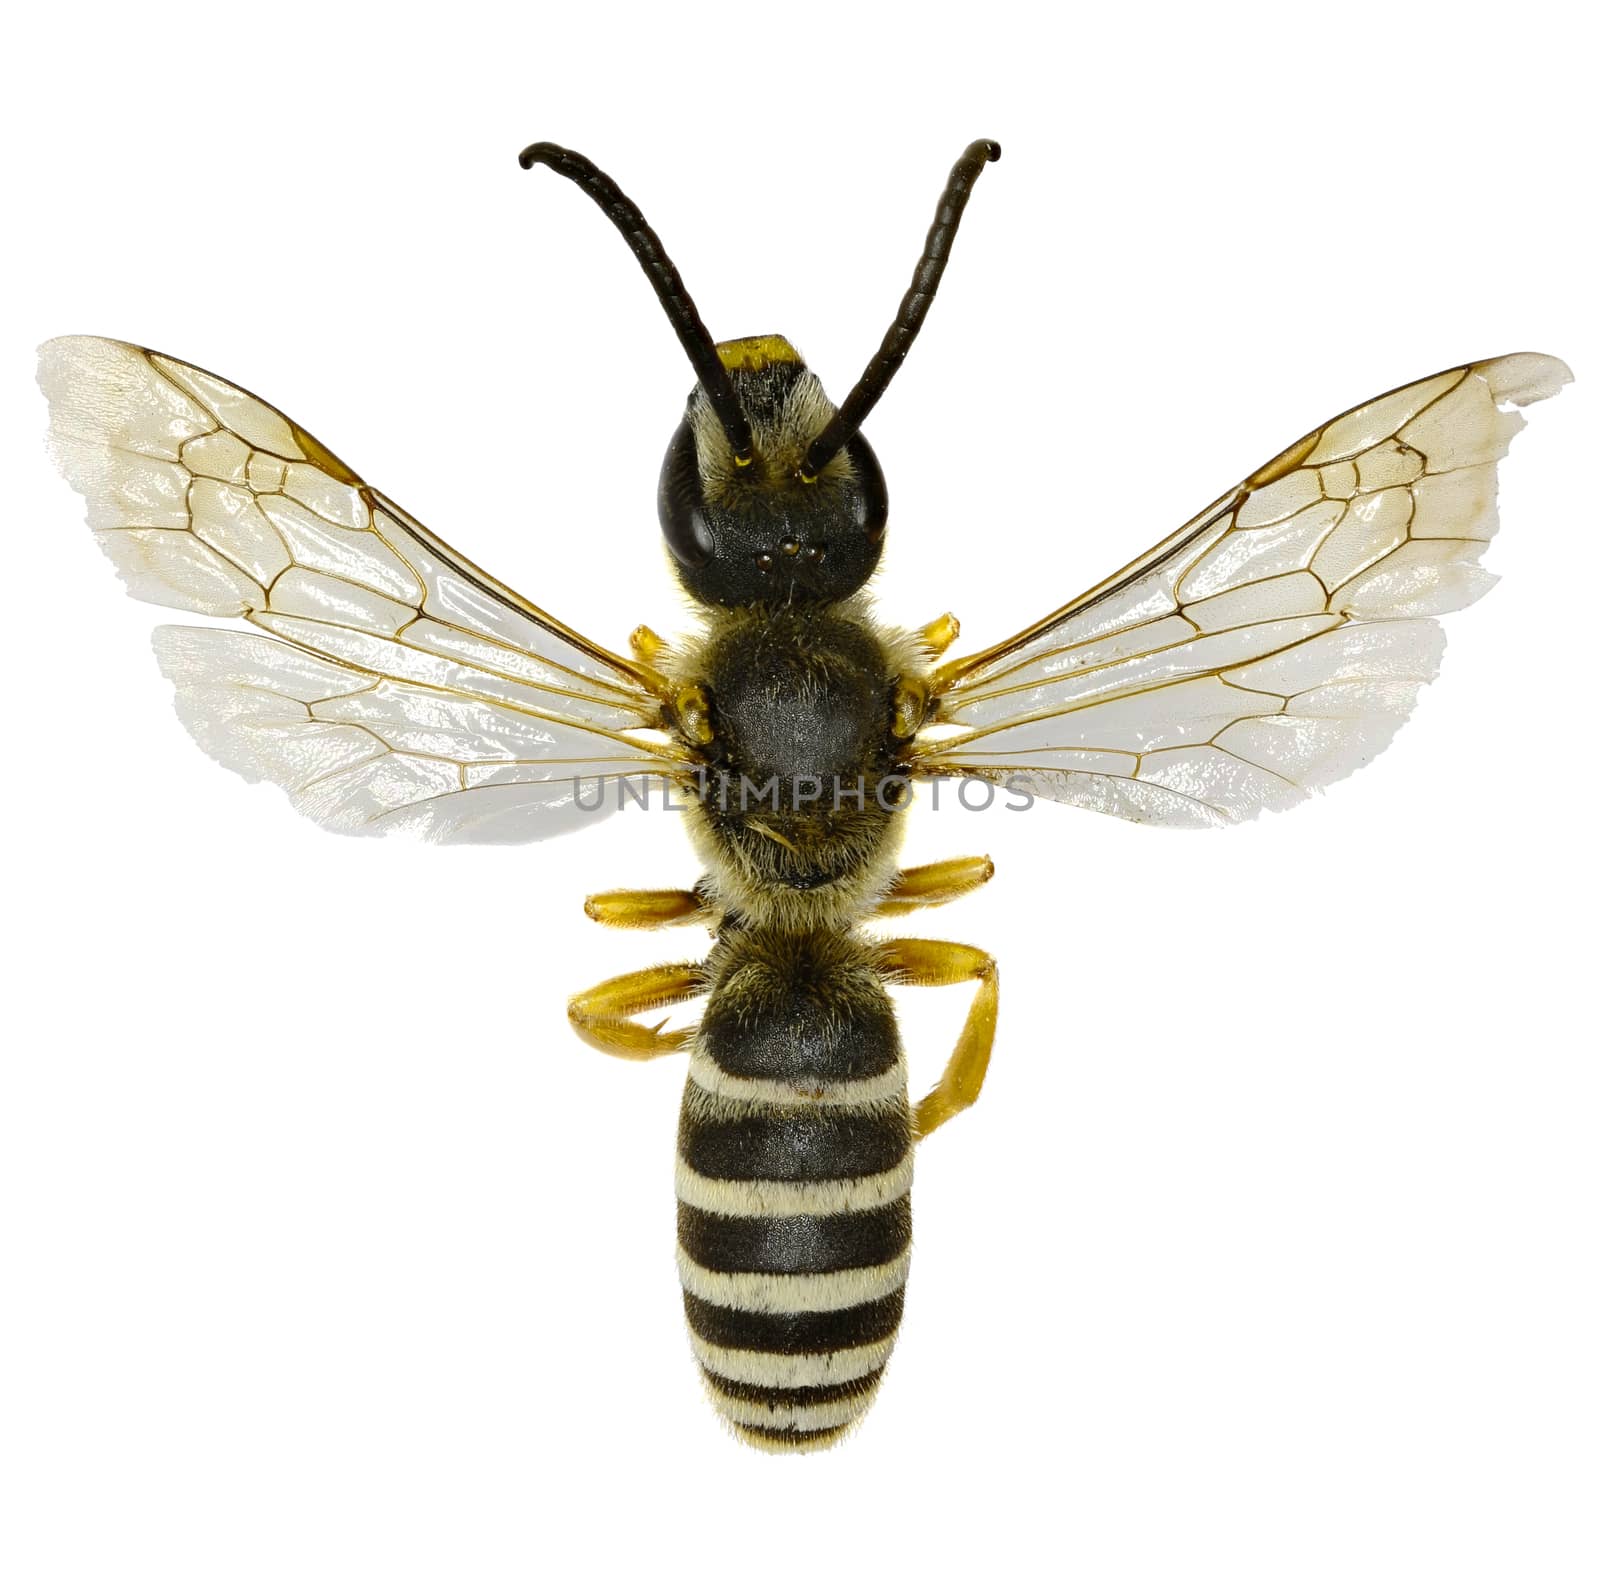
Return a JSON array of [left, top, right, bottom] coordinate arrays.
[[40, 336, 688, 840], [914, 354, 1571, 828]]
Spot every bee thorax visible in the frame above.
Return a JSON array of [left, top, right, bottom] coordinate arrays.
[[671, 604, 920, 925]]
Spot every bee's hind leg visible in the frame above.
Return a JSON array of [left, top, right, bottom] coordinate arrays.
[[873, 855, 994, 917], [879, 938, 999, 1140], [568, 962, 706, 1060]]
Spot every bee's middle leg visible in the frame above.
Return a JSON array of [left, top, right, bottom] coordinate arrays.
[[873, 855, 995, 917], [568, 962, 706, 1060], [583, 882, 711, 929]]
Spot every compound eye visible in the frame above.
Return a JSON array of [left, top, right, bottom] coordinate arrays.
[[657, 420, 714, 567], [846, 434, 889, 542]]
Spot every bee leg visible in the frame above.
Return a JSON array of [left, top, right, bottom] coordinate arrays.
[[568, 962, 705, 1060], [584, 882, 711, 929], [873, 855, 994, 917], [917, 612, 961, 658], [629, 624, 671, 663], [880, 939, 999, 1140]]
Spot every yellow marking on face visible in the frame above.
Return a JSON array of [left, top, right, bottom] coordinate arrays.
[[715, 335, 801, 373]]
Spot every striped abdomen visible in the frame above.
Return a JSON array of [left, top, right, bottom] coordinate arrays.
[[676, 929, 911, 1453]]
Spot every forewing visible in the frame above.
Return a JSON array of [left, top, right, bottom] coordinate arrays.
[[915, 354, 1571, 828], [41, 336, 688, 839]]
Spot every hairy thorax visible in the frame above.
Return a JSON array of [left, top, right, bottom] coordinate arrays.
[[670, 600, 926, 930]]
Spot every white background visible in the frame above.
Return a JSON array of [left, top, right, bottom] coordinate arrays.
[[2, 4, 1594, 1574]]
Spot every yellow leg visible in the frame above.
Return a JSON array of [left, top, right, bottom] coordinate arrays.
[[584, 885, 709, 929], [568, 962, 705, 1060], [873, 855, 994, 918], [630, 624, 671, 663], [880, 938, 999, 1140], [918, 612, 961, 658]]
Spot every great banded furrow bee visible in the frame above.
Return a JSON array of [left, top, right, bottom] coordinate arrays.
[[40, 139, 1569, 1452]]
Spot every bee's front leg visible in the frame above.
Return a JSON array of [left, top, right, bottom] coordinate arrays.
[[916, 612, 961, 658]]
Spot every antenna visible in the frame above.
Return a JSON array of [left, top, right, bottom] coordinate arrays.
[[519, 141, 756, 465], [801, 140, 1000, 480]]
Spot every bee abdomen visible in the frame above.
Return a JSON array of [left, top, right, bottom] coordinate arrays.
[[676, 1058, 912, 1453]]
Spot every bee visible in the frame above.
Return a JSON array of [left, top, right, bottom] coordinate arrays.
[[39, 139, 1570, 1453]]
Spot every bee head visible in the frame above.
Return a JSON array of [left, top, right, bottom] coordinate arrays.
[[520, 138, 998, 607], [657, 337, 887, 607]]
